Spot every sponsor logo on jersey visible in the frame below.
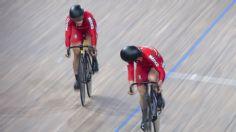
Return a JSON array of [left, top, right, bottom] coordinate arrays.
[[88, 17, 94, 29], [149, 55, 159, 67]]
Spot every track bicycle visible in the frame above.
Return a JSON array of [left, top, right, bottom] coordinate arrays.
[[130, 81, 164, 132], [69, 45, 95, 106]]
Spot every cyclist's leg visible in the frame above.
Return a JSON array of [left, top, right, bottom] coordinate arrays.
[[72, 47, 81, 77], [136, 65, 149, 129], [70, 28, 83, 89], [72, 47, 82, 90], [84, 34, 99, 72], [148, 68, 159, 92], [137, 85, 148, 110]]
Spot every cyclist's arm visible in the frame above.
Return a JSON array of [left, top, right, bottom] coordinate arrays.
[[65, 17, 72, 48], [87, 13, 97, 47], [127, 61, 135, 95], [127, 61, 134, 82]]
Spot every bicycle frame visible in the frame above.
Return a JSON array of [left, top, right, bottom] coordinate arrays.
[[69, 45, 94, 83]]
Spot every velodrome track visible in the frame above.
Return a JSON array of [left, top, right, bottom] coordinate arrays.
[[0, 0, 236, 131]]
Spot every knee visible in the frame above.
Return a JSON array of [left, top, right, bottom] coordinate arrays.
[[73, 52, 81, 59], [138, 87, 146, 97], [148, 69, 158, 82], [148, 74, 157, 82]]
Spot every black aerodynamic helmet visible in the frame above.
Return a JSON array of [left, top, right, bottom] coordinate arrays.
[[69, 5, 84, 20], [120, 46, 142, 62]]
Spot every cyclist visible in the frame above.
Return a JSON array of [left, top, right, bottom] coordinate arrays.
[[65, 4, 99, 90], [120, 45, 165, 129]]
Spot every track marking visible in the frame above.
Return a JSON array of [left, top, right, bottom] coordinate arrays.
[[171, 72, 236, 86]]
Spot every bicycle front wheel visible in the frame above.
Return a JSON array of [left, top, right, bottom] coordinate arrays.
[[79, 57, 86, 106], [86, 53, 93, 97], [151, 87, 160, 132], [146, 107, 152, 132], [142, 104, 152, 132], [153, 116, 160, 132]]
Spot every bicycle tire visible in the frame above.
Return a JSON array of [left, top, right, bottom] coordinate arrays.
[[85, 53, 92, 97], [144, 91, 152, 132], [151, 85, 160, 132], [146, 85, 160, 132], [86, 79, 92, 97], [79, 56, 86, 106], [153, 116, 160, 132], [148, 106, 152, 132]]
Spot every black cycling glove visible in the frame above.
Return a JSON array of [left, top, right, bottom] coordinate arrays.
[[67, 48, 70, 57]]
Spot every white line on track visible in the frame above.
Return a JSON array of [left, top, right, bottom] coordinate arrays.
[[171, 72, 236, 86]]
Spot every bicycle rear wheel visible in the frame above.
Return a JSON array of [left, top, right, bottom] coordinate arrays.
[[79, 56, 86, 106]]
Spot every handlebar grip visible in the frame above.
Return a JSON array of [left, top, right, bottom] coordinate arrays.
[[67, 48, 70, 56], [129, 86, 133, 93]]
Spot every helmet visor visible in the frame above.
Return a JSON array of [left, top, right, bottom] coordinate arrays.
[[71, 16, 84, 22]]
